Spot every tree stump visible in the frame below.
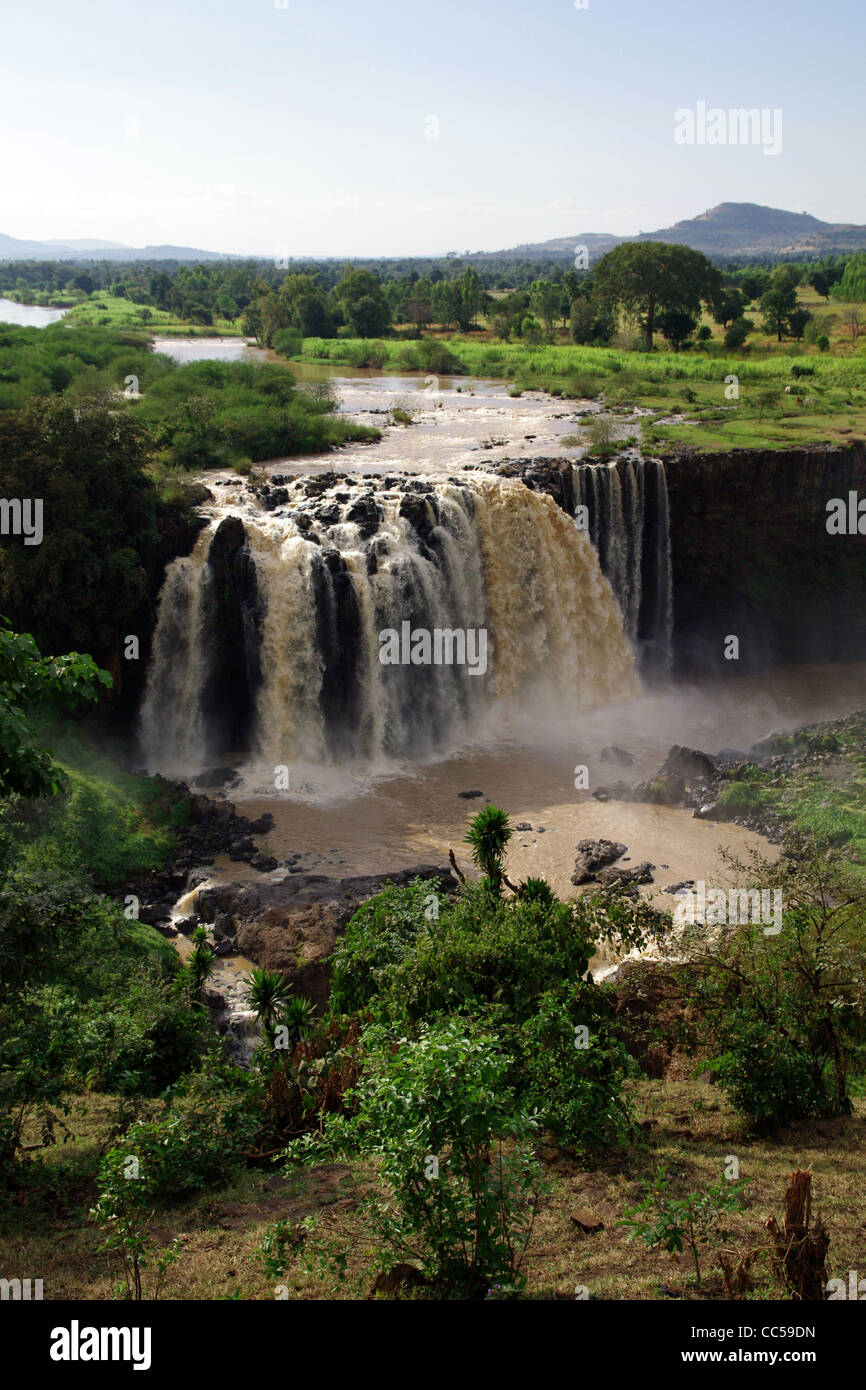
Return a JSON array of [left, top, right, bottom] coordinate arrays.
[[765, 1169, 829, 1300]]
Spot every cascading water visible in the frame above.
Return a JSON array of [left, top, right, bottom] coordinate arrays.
[[139, 472, 640, 784], [572, 456, 673, 678]]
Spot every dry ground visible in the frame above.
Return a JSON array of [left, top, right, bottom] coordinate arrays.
[[3, 1077, 863, 1302]]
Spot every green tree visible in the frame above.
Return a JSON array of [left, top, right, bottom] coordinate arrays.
[[244, 965, 292, 1046], [285, 1018, 542, 1296], [0, 619, 110, 799], [0, 400, 157, 667], [657, 308, 697, 351], [759, 268, 799, 341], [593, 242, 721, 350], [529, 279, 562, 335], [458, 267, 484, 330], [724, 316, 753, 350], [713, 287, 747, 327], [335, 269, 391, 337]]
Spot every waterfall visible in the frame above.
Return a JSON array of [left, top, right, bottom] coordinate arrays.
[[140, 473, 640, 780], [573, 456, 673, 678], [139, 529, 215, 776]]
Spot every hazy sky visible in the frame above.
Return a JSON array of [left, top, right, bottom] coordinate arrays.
[[2, 0, 863, 256]]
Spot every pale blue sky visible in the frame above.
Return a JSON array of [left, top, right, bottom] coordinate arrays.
[[1, 0, 862, 256]]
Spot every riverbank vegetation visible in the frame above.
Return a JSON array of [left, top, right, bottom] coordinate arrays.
[[5, 243, 866, 449]]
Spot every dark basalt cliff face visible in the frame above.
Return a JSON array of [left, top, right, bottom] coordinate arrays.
[[200, 514, 262, 755], [662, 446, 866, 674]]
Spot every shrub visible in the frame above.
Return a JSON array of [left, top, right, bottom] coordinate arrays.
[[108, 1061, 262, 1203], [287, 1018, 543, 1296], [717, 779, 763, 814], [620, 1164, 749, 1287], [329, 877, 447, 1016], [678, 847, 866, 1125]]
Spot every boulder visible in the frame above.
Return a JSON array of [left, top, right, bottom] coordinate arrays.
[[600, 746, 634, 767], [571, 839, 627, 885], [597, 861, 655, 887], [658, 745, 717, 782]]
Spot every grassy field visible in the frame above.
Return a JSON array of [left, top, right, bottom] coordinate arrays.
[[67, 292, 244, 337], [4, 1077, 862, 1301]]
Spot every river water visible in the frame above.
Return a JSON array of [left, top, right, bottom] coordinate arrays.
[[0, 297, 69, 327]]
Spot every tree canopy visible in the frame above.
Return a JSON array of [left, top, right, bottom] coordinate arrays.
[[592, 242, 722, 349]]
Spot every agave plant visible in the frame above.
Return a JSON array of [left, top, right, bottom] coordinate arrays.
[[188, 925, 216, 997], [464, 805, 513, 896], [278, 994, 317, 1051], [515, 876, 556, 909], [243, 966, 293, 1045]]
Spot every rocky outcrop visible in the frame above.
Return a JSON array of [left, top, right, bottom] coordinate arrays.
[[195, 865, 458, 1006], [571, 839, 627, 885], [201, 516, 263, 756], [505, 446, 866, 677], [662, 445, 866, 674]]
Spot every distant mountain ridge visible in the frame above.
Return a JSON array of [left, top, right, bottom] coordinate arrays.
[[4, 202, 866, 265], [0, 232, 232, 261], [495, 202, 866, 262]]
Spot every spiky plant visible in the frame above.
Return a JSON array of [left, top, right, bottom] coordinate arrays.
[[188, 925, 216, 997], [244, 966, 293, 1045], [464, 805, 512, 896], [278, 994, 317, 1051], [515, 877, 556, 909]]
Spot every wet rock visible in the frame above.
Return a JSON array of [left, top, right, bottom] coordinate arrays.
[[250, 854, 279, 873], [199, 865, 458, 1006], [186, 866, 214, 891], [345, 494, 382, 540], [600, 745, 634, 767], [658, 745, 717, 782], [458, 789, 484, 799], [571, 838, 627, 885], [633, 773, 685, 806], [195, 765, 237, 788], [174, 916, 198, 935], [212, 912, 236, 942], [138, 903, 173, 926], [663, 881, 695, 895], [597, 861, 655, 887], [516, 822, 533, 831]]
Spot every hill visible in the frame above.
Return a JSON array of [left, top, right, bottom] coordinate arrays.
[[0, 232, 232, 261], [496, 202, 866, 262]]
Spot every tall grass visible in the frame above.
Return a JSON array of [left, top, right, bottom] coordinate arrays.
[[299, 335, 866, 389]]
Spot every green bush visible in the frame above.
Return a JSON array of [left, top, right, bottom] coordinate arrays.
[[717, 780, 764, 815], [679, 849, 866, 1125], [287, 1018, 542, 1296], [329, 877, 447, 1016], [108, 1061, 262, 1203]]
